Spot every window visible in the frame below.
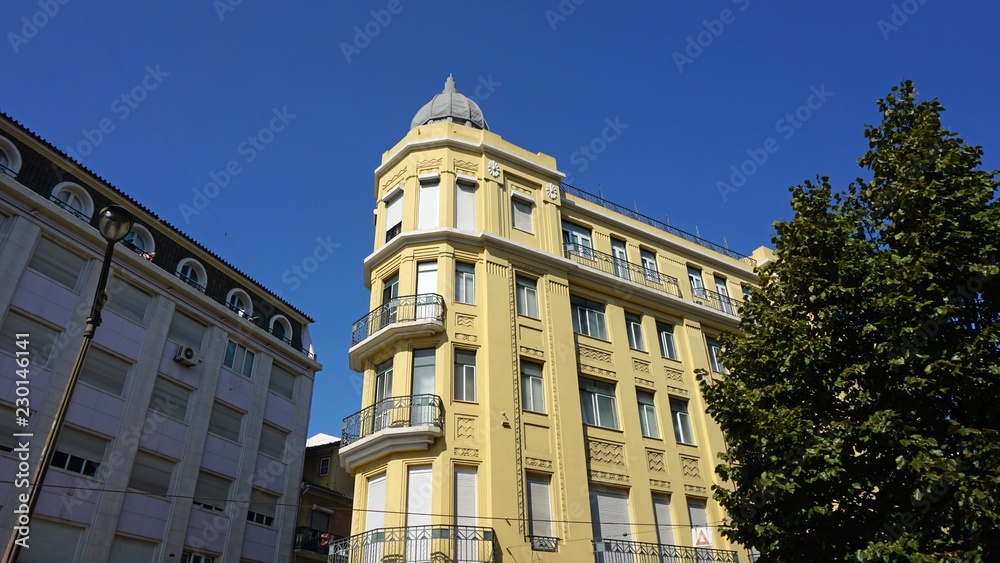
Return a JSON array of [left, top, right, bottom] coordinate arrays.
[[742, 284, 752, 302], [167, 311, 206, 348], [79, 348, 131, 396], [416, 261, 439, 318], [688, 267, 707, 299], [670, 399, 694, 445], [105, 279, 151, 325], [0, 136, 22, 175], [208, 401, 243, 443], [406, 465, 433, 529], [128, 451, 174, 496], [384, 190, 403, 242], [687, 499, 710, 544], [226, 288, 253, 318], [109, 535, 158, 562], [521, 361, 545, 414], [311, 509, 331, 532], [454, 466, 479, 561], [0, 312, 59, 366], [637, 391, 660, 439], [512, 196, 534, 233], [590, 486, 631, 542], [51, 182, 94, 219], [611, 238, 630, 280], [516, 276, 539, 319], [527, 474, 554, 541], [455, 262, 475, 304], [640, 249, 659, 281], [652, 495, 675, 546], [247, 489, 278, 527], [715, 275, 734, 315], [657, 322, 678, 361], [176, 258, 207, 291], [269, 315, 292, 343], [706, 337, 725, 373], [418, 178, 440, 230], [318, 457, 331, 477], [365, 473, 387, 532], [580, 378, 618, 430], [52, 427, 107, 477], [268, 363, 296, 400], [223, 340, 255, 378], [625, 312, 645, 351], [455, 181, 476, 231], [454, 349, 476, 403], [182, 552, 216, 563], [571, 296, 608, 340], [149, 377, 191, 422], [373, 359, 394, 431], [562, 221, 593, 257], [193, 471, 231, 512], [28, 237, 86, 290], [411, 349, 436, 424], [27, 520, 83, 562], [259, 424, 287, 459], [122, 225, 155, 257]]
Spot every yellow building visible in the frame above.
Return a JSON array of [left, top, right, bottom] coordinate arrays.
[[335, 76, 769, 563], [294, 434, 355, 561]]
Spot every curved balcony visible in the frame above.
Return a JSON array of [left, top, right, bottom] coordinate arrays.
[[349, 294, 445, 371], [339, 395, 444, 472], [564, 243, 683, 299], [329, 525, 498, 563], [593, 538, 739, 563]]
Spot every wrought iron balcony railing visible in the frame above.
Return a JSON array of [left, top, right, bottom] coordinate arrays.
[[341, 394, 445, 446], [593, 538, 739, 563], [564, 243, 683, 299], [561, 183, 756, 267], [296, 526, 336, 554], [690, 287, 742, 316], [350, 294, 445, 346], [528, 535, 559, 552], [328, 525, 498, 563]]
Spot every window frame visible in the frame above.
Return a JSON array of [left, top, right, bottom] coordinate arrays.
[[454, 349, 477, 403], [176, 258, 208, 292], [637, 390, 660, 439], [207, 401, 244, 443], [223, 339, 256, 379], [625, 312, 645, 352], [571, 296, 608, 340], [511, 193, 535, 233], [319, 456, 331, 477], [455, 262, 476, 305], [670, 398, 695, 445], [657, 322, 679, 361], [520, 360, 546, 414], [579, 378, 619, 430], [706, 337, 725, 373], [516, 275, 539, 319]]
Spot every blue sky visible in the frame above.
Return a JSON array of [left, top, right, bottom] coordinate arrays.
[[3, 1, 998, 436]]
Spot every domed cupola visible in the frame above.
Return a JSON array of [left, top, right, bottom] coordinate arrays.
[[410, 74, 489, 131]]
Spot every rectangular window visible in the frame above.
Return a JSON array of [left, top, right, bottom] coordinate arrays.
[[637, 390, 660, 439], [128, 450, 174, 496], [571, 296, 608, 340], [79, 348, 131, 396], [580, 378, 618, 430], [455, 182, 476, 231], [0, 404, 20, 453], [657, 322, 678, 361], [385, 191, 403, 242], [259, 424, 287, 460], [454, 349, 476, 403], [109, 535, 158, 563], [706, 337, 725, 373], [193, 471, 231, 512], [52, 427, 107, 478], [406, 465, 433, 528], [319, 457, 331, 477], [670, 399, 694, 445], [652, 494, 675, 546], [167, 311, 206, 348], [455, 262, 475, 305], [562, 221, 593, 257], [247, 488, 278, 527], [516, 276, 539, 319], [208, 401, 243, 443], [373, 360, 394, 432], [268, 364, 296, 400], [223, 340, 255, 378], [1, 311, 59, 366], [149, 377, 191, 422], [527, 473, 553, 540], [181, 553, 216, 563], [454, 466, 479, 561], [589, 486, 631, 541], [418, 179, 440, 230], [625, 312, 645, 351], [29, 521, 83, 563], [688, 267, 707, 299], [640, 249, 659, 281], [611, 238, 630, 281], [715, 275, 734, 315], [520, 361, 545, 414], [27, 237, 86, 290], [105, 280, 151, 325], [512, 197, 534, 233], [365, 473, 387, 532]]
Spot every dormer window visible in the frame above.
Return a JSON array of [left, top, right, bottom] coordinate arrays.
[[51, 182, 94, 221], [226, 289, 253, 319], [176, 259, 208, 292]]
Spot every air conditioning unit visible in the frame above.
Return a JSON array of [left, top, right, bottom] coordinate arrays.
[[174, 345, 201, 366]]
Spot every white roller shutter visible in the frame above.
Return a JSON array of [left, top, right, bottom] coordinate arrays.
[[407, 466, 433, 528], [366, 473, 387, 531], [590, 486, 631, 540], [455, 183, 475, 230], [527, 474, 553, 537], [454, 466, 478, 528], [652, 495, 675, 546], [418, 181, 439, 230], [385, 192, 403, 232]]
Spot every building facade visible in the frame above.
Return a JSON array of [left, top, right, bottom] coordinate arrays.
[[0, 114, 322, 562], [336, 77, 770, 562], [294, 434, 354, 561]]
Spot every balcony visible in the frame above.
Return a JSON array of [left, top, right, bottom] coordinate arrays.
[[690, 288, 742, 317], [296, 526, 336, 556], [329, 526, 498, 563], [564, 244, 683, 299], [349, 294, 446, 371], [593, 538, 739, 563], [339, 394, 444, 472]]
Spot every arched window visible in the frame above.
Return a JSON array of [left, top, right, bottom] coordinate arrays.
[[270, 315, 292, 343], [0, 136, 22, 176], [176, 258, 207, 292], [123, 225, 155, 258], [226, 288, 253, 318], [51, 182, 94, 220]]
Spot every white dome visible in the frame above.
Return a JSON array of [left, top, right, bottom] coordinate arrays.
[[410, 74, 489, 131]]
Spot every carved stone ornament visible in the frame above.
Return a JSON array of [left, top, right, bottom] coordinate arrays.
[[487, 160, 501, 178], [545, 182, 559, 200]]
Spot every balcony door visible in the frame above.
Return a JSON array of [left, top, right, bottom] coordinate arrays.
[[454, 466, 478, 562], [411, 349, 436, 425], [406, 466, 433, 563], [714, 276, 733, 314], [591, 486, 633, 563], [373, 360, 394, 433], [562, 221, 593, 258], [688, 267, 707, 300], [611, 239, 630, 281], [416, 261, 438, 320], [382, 274, 399, 329]]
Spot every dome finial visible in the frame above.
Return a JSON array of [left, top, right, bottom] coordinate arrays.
[[444, 74, 457, 93]]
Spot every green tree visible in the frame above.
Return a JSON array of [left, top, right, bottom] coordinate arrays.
[[699, 81, 1000, 561]]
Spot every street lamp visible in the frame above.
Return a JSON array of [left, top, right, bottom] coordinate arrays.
[[3, 206, 134, 562]]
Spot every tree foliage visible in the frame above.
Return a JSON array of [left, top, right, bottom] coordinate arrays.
[[699, 81, 1000, 561]]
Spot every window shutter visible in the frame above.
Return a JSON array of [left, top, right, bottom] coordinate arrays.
[[28, 520, 83, 562], [259, 424, 287, 459], [385, 192, 403, 231], [407, 466, 433, 528], [652, 495, 674, 546], [149, 377, 191, 422], [590, 486, 631, 540], [456, 183, 475, 230], [454, 466, 478, 528], [128, 451, 174, 495], [418, 181, 439, 230], [208, 402, 243, 442], [105, 280, 151, 325], [28, 238, 85, 289], [80, 348, 131, 396], [687, 499, 708, 527], [366, 473, 387, 531], [268, 364, 296, 399], [194, 472, 231, 510], [527, 474, 552, 537], [167, 312, 206, 348], [56, 427, 107, 464], [109, 535, 157, 562]]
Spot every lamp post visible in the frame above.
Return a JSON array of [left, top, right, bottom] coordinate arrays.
[[3, 206, 134, 562]]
